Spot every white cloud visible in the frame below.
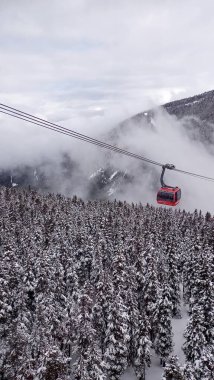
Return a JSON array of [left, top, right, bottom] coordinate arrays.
[[109, 108, 214, 213], [1, 0, 214, 120]]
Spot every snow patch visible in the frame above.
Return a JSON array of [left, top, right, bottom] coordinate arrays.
[[107, 187, 116, 196], [150, 118, 155, 126], [89, 168, 103, 179], [184, 99, 202, 106], [109, 171, 118, 181], [34, 169, 39, 181]]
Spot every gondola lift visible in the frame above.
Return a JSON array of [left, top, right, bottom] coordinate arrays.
[[157, 164, 181, 206]]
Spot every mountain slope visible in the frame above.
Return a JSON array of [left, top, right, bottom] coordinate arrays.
[[89, 89, 214, 198], [127, 89, 214, 125], [122, 89, 214, 146]]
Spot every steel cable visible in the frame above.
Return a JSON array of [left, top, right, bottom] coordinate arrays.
[[1, 102, 214, 182]]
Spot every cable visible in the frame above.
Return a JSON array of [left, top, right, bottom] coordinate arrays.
[[174, 168, 214, 182], [1, 108, 162, 167], [0, 103, 162, 167], [0, 108, 163, 167], [1, 102, 214, 183]]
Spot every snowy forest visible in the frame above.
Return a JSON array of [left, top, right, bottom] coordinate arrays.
[[0, 186, 213, 380]]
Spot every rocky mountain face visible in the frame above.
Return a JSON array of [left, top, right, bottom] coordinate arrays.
[[1, 89, 214, 198], [0, 162, 132, 200], [124, 89, 214, 145], [0, 154, 81, 195], [88, 167, 132, 199], [129, 89, 214, 124]]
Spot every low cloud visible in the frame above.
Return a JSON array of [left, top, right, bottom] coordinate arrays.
[[111, 108, 214, 214], [1, 106, 214, 214]]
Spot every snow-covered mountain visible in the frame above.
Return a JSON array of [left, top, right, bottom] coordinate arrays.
[[88, 167, 132, 199], [1, 89, 214, 198], [123, 89, 214, 145], [88, 89, 214, 198]]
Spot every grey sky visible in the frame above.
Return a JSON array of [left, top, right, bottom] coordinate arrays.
[[1, 0, 214, 123]]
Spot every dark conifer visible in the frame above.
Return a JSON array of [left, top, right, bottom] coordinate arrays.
[[104, 293, 130, 380], [183, 304, 206, 363], [134, 312, 151, 380], [162, 356, 184, 380], [154, 283, 173, 366]]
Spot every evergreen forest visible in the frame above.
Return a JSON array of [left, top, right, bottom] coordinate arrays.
[[0, 186, 213, 380]]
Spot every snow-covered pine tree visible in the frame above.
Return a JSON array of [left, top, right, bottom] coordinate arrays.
[[183, 303, 206, 363], [37, 345, 68, 380], [73, 286, 106, 380], [111, 239, 129, 300], [125, 268, 139, 367], [193, 345, 214, 380], [142, 243, 159, 343], [162, 356, 184, 380], [165, 235, 181, 317], [104, 292, 130, 380], [191, 246, 214, 346], [154, 283, 173, 366], [73, 233, 93, 287], [134, 311, 151, 380], [182, 363, 196, 380], [92, 271, 113, 354], [183, 251, 195, 307]]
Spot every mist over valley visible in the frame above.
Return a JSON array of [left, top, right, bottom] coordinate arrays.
[[1, 89, 214, 213]]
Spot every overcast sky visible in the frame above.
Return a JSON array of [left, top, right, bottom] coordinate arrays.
[[1, 0, 214, 123]]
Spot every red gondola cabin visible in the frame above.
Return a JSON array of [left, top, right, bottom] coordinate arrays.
[[157, 187, 181, 206]]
